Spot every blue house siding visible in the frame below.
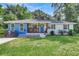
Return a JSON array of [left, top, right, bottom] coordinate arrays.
[[18, 23, 27, 37], [8, 23, 45, 37], [18, 23, 27, 34], [8, 23, 28, 36], [15, 23, 27, 36], [24, 23, 27, 33], [14, 23, 20, 34]]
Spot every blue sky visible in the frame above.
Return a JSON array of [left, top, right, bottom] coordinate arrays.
[[1, 3, 54, 16]]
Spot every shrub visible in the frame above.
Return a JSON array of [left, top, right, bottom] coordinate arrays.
[[50, 31, 54, 35], [0, 29, 6, 37], [74, 24, 79, 33], [68, 29, 74, 36]]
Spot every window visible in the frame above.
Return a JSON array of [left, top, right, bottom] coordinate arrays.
[[20, 24, 24, 31], [51, 24, 55, 29], [11, 24, 15, 31], [63, 24, 69, 29], [28, 23, 38, 33], [27, 23, 45, 33]]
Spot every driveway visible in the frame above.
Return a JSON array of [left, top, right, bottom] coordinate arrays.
[[0, 38, 17, 44]]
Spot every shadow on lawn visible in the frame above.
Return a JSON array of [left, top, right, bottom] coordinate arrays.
[[45, 35, 77, 44], [25, 35, 77, 44]]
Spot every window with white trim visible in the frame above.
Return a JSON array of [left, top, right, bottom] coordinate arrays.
[[51, 24, 55, 29], [20, 24, 24, 31], [63, 24, 69, 29], [11, 24, 15, 31]]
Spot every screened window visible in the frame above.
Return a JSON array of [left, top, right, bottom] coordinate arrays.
[[27, 23, 45, 33], [20, 24, 24, 31], [51, 24, 55, 29], [63, 24, 69, 29], [11, 24, 15, 31], [27, 23, 38, 33]]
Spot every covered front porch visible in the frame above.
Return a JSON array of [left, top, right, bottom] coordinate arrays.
[[5, 23, 49, 37], [19, 23, 49, 37], [4, 19, 50, 37], [27, 23, 48, 33]]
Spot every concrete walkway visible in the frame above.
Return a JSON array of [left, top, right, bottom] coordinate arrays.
[[0, 38, 17, 44]]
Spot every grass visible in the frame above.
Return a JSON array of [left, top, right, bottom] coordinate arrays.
[[0, 29, 5, 37], [0, 35, 79, 56]]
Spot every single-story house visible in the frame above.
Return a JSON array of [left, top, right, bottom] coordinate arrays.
[[4, 19, 76, 37]]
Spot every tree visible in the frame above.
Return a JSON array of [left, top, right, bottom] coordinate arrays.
[[4, 12, 16, 21], [64, 3, 78, 22], [52, 3, 79, 32], [52, 3, 78, 22], [0, 4, 4, 29], [51, 3, 64, 20], [0, 4, 4, 16], [32, 9, 52, 20], [3, 4, 33, 21]]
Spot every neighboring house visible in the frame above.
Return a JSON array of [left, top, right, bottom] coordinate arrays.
[[4, 19, 76, 37]]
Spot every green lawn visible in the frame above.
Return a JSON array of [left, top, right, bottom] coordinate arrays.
[[0, 35, 79, 56]]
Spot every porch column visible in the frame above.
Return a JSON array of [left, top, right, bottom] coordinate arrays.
[[24, 23, 28, 33], [46, 23, 48, 33]]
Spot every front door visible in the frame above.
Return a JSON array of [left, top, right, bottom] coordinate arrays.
[[39, 25, 44, 33]]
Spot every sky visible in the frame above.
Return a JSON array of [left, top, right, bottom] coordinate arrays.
[[1, 3, 54, 16]]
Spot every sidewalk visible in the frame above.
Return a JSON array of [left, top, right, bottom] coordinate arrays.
[[0, 38, 16, 44]]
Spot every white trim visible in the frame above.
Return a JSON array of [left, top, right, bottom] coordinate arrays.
[[8, 23, 11, 31], [51, 24, 55, 29], [10, 23, 15, 31], [19, 24, 24, 32], [50, 23, 76, 25], [63, 24, 69, 30], [4, 20, 50, 23]]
